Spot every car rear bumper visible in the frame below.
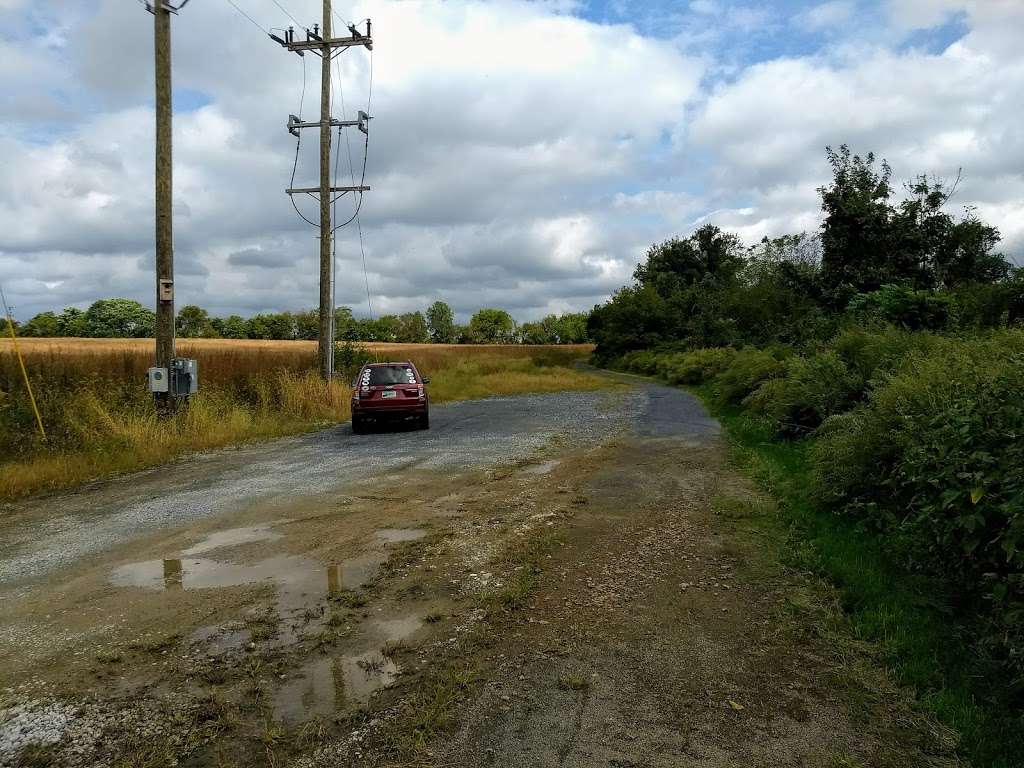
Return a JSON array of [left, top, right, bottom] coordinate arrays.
[[353, 403, 427, 420]]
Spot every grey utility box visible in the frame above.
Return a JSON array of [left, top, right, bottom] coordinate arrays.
[[147, 367, 169, 394], [170, 358, 199, 397]]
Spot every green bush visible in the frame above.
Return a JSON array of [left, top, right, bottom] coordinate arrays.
[[713, 347, 786, 404], [812, 335, 1024, 687], [617, 349, 660, 375], [742, 350, 862, 436], [848, 284, 954, 331], [664, 347, 737, 385]]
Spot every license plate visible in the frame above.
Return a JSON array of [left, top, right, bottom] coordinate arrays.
[[381, 390, 397, 399]]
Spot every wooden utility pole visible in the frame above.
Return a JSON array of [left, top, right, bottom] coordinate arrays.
[[318, 0, 333, 380], [276, 17, 372, 381], [147, 1, 190, 405]]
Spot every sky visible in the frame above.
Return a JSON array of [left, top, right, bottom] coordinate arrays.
[[1, 0, 1022, 323]]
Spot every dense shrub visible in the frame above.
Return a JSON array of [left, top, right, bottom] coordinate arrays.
[[713, 347, 786, 404], [742, 350, 862, 436], [664, 347, 737, 385], [812, 335, 1024, 687]]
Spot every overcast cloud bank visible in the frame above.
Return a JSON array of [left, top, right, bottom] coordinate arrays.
[[1, 0, 1021, 322]]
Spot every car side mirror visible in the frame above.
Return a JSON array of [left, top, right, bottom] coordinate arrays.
[[422, 377, 431, 384]]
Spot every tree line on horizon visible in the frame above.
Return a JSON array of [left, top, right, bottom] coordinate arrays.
[[11, 299, 591, 346]]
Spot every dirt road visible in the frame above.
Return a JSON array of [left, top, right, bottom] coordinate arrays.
[[0, 381, 954, 767]]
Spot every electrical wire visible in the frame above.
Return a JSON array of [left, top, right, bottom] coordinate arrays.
[[222, 0, 266, 33], [268, 0, 301, 27], [288, 53, 319, 228]]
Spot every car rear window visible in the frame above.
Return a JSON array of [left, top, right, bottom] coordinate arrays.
[[365, 366, 417, 386]]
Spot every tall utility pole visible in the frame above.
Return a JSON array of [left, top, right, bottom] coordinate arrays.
[[318, 1, 333, 380], [275, 12, 372, 380], [146, 0, 191, 405]]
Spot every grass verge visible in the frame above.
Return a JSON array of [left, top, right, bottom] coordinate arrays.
[[0, 345, 609, 501], [692, 383, 1024, 768]]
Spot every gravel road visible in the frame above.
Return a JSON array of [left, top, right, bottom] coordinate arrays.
[[0, 381, 718, 589]]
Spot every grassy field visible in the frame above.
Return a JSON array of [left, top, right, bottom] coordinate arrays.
[[0, 339, 602, 501]]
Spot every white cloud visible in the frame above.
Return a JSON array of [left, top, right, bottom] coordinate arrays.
[[796, 1, 856, 30], [2, 0, 1023, 323]]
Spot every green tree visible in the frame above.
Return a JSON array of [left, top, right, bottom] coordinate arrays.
[[468, 308, 517, 343], [519, 321, 551, 345], [397, 311, 430, 343], [218, 315, 248, 339], [57, 307, 89, 337], [334, 307, 358, 341], [176, 305, 212, 338], [294, 309, 320, 341], [426, 301, 455, 343], [373, 315, 401, 342], [84, 299, 155, 338], [634, 224, 744, 296], [18, 312, 60, 337], [246, 312, 295, 340]]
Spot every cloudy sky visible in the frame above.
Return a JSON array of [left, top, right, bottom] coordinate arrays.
[[1, 0, 1022, 322]]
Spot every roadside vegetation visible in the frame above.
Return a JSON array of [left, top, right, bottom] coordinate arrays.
[[0, 342, 602, 501], [592, 146, 1024, 766]]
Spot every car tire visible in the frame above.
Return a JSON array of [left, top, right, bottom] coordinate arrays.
[[352, 416, 365, 434], [418, 412, 430, 430]]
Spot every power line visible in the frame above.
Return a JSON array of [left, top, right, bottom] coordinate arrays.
[[222, 0, 266, 33], [269, 0, 301, 27]]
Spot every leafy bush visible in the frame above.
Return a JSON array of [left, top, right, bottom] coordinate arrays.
[[617, 350, 660, 375], [664, 347, 737, 385], [812, 335, 1024, 687], [742, 350, 862, 436], [713, 347, 786, 404], [848, 284, 954, 331]]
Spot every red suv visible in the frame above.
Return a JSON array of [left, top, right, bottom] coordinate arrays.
[[351, 361, 430, 433]]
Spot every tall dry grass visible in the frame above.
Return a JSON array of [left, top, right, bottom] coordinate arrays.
[[0, 340, 599, 500]]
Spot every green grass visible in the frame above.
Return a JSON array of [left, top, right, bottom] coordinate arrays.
[[692, 383, 1024, 768]]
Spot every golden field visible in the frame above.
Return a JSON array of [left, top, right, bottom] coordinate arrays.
[[0, 339, 601, 501]]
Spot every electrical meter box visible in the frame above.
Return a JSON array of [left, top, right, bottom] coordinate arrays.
[[147, 367, 169, 394], [170, 358, 198, 397]]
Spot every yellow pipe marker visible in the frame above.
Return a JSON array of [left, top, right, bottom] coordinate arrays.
[[1, 291, 46, 441]]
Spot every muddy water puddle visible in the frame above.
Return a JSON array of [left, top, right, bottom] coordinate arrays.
[[375, 528, 426, 543], [109, 524, 429, 720], [182, 522, 285, 555], [524, 459, 561, 475], [272, 614, 423, 723]]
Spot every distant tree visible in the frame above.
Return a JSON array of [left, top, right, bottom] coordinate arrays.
[[246, 312, 295, 340], [373, 315, 401, 342], [84, 298, 155, 338], [294, 309, 320, 341], [334, 307, 358, 341], [397, 311, 430, 343], [18, 311, 60, 337], [176, 305, 212, 338], [217, 315, 248, 339], [519, 321, 551, 345], [57, 307, 89, 337], [468, 308, 517, 343], [425, 301, 455, 343], [552, 312, 590, 343]]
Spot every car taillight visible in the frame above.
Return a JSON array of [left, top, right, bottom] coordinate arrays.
[[418, 386, 425, 400]]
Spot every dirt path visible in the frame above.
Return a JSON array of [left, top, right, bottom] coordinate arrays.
[[0, 383, 954, 767]]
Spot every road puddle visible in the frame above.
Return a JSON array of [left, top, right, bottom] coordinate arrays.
[[375, 528, 427, 543], [111, 551, 385, 644], [329, 553, 385, 590], [524, 459, 561, 475], [272, 613, 422, 722], [182, 522, 285, 556]]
